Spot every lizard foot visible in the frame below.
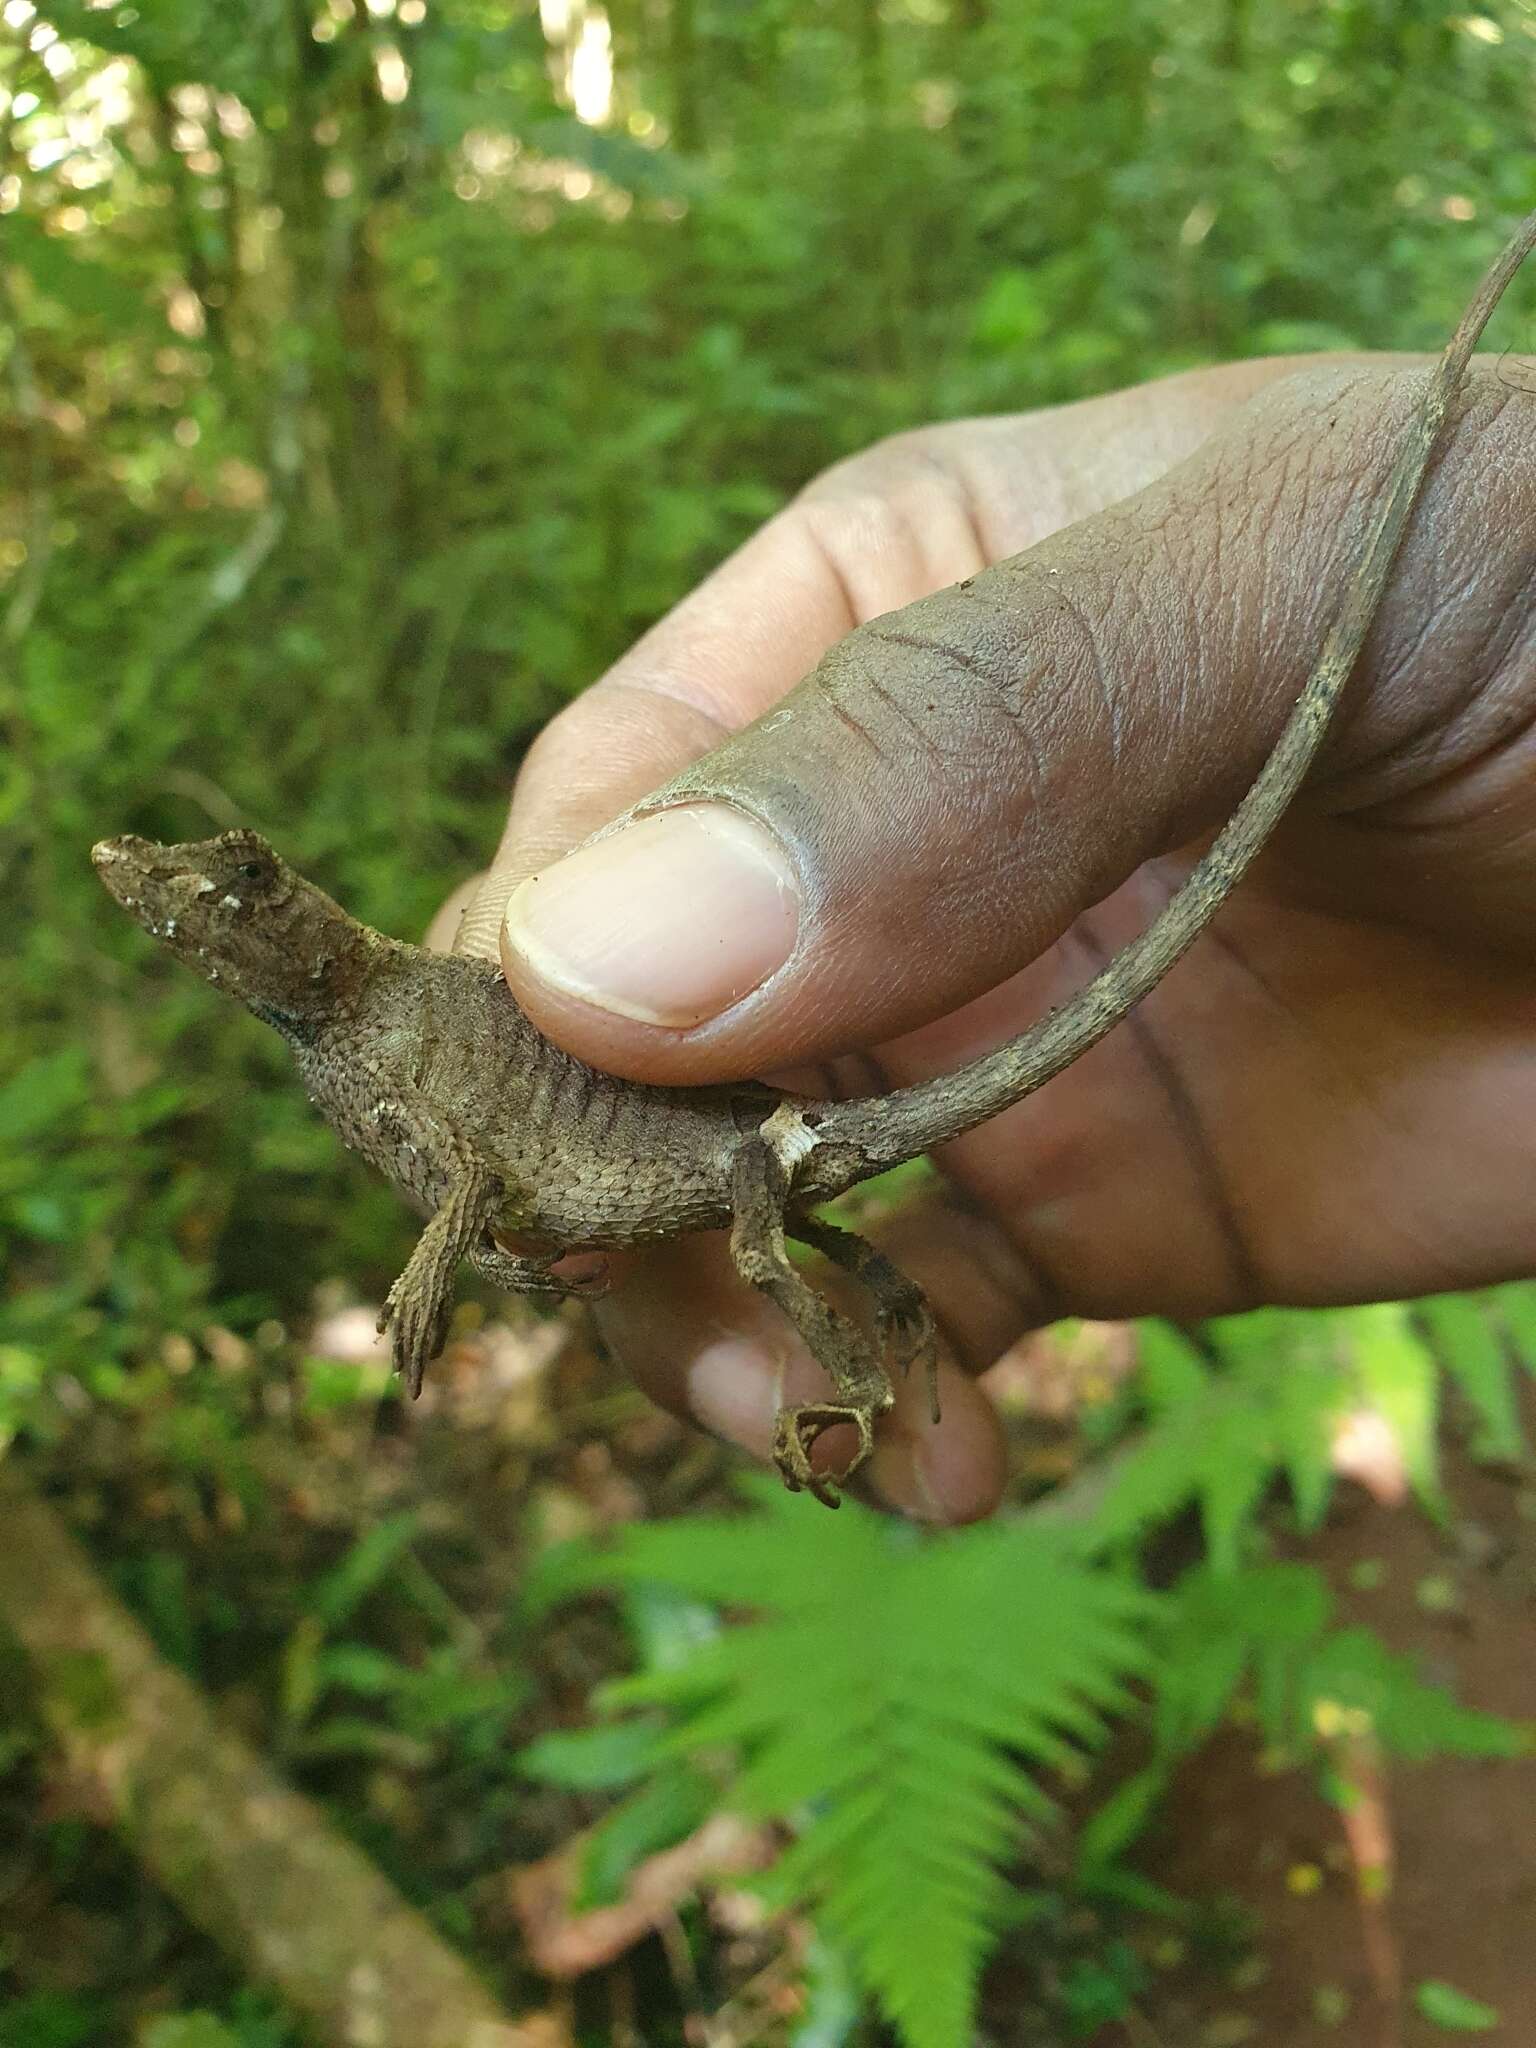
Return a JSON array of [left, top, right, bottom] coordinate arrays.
[[377, 1274, 452, 1400], [771, 1400, 878, 1509], [473, 1238, 612, 1300]]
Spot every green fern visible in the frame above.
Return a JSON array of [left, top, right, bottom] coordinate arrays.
[[1079, 1560, 1526, 1880], [527, 1290, 1535, 2047], [1087, 1301, 1462, 1567], [552, 1475, 1154, 2048], [1154, 1562, 1524, 1766], [1086, 1313, 1351, 1566], [1419, 1284, 1536, 1464]]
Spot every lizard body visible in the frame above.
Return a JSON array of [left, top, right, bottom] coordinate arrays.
[[94, 212, 1536, 1503]]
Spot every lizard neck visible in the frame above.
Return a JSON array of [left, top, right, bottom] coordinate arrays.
[[233, 904, 390, 1040]]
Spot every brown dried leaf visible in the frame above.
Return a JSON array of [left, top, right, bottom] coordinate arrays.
[[507, 1814, 774, 1979]]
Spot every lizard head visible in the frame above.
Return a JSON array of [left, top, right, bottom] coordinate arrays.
[[92, 828, 369, 1032]]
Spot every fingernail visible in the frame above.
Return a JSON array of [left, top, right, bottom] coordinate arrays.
[[504, 805, 799, 1027]]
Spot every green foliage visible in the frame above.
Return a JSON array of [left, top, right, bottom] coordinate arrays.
[[1084, 1309, 1403, 1564], [1414, 1980, 1501, 2032], [0, 1993, 287, 2048], [532, 1294, 1531, 2048], [138, 2017, 244, 2048], [1097, 1286, 1536, 1572], [0, 1992, 105, 2048], [516, 1698, 719, 1909], [1080, 1287, 1536, 1571], [7, 3, 1536, 2042], [545, 1475, 1152, 2048], [1081, 1558, 1527, 1881], [275, 1513, 531, 1770], [1420, 1284, 1536, 1463]]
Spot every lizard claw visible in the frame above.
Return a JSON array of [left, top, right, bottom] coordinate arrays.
[[377, 1276, 450, 1400], [879, 1295, 941, 1427], [771, 1401, 878, 1510]]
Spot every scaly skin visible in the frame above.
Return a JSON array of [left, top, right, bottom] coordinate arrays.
[[93, 211, 1536, 1502]]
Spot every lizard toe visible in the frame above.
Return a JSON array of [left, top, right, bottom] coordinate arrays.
[[771, 1400, 879, 1510]]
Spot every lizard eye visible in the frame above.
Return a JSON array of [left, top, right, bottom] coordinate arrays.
[[238, 861, 265, 881]]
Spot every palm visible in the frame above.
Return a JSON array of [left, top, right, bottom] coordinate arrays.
[[899, 856, 1535, 1325]]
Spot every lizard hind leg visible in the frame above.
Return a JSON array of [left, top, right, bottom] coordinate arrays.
[[791, 1214, 942, 1428], [729, 1139, 895, 1508]]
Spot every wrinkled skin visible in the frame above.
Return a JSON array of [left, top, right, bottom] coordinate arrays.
[[441, 351, 1536, 1523]]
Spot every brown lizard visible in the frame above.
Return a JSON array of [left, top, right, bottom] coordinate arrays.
[[94, 211, 1536, 1506]]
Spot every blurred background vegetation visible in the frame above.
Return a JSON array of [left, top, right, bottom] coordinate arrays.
[[5, 2, 1536, 2045]]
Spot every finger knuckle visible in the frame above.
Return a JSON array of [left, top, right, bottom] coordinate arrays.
[[793, 428, 990, 616]]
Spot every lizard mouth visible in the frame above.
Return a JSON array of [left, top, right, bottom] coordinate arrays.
[[90, 834, 206, 936]]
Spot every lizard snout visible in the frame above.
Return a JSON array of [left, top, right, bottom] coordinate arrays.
[[91, 834, 155, 906], [90, 835, 203, 929], [91, 833, 150, 869]]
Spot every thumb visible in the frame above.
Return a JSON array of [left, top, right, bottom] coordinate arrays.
[[501, 360, 1525, 1084]]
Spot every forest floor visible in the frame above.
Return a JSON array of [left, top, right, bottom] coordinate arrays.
[[1125, 1416, 1536, 2048], [4, 1310, 1533, 2048]]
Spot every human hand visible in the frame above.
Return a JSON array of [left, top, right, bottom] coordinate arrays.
[[435, 353, 1536, 1523]]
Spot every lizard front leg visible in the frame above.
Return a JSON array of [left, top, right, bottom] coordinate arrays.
[[728, 1138, 894, 1508], [378, 1158, 499, 1396]]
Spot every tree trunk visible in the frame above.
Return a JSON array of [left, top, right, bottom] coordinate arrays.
[[0, 1464, 567, 2048], [669, 0, 703, 154]]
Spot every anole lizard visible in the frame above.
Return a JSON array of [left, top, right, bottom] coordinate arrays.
[[95, 211, 1536, 1505]]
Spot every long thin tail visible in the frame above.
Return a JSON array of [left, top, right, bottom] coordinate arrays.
[[806, 209, 1536, 1195]]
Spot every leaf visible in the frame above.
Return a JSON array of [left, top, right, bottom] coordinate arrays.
[[289, 1717, 433, 1769], [620, 1581, 722, 1673], [1153, 1563, 1331, 1760], [1133, 1322, 1209, 1411], [1303, 1630, 1526, 1764], [1413, 1980, 1501, 2031], [1075, 1768, 1164, 1876], [971, 267, 1052, 353], [791, 1936, 863, 2048], [139, 2018, 244, 2048], [1487, 1281, 1536, 1381], [0, 1050, 90, 1147], [1418, 1295, 1525, 1462], [566, 1481, 1153, 2048], [307, 1513, 421, 1629], [575, 1763, 717, 1912], [1345, 1304, 1443, 1510], [1089, 1376, 1271, 1569], [1, 1991, 104, 2048], [312, 1643, 409, 1697], [516, 1718, 666, 1792]]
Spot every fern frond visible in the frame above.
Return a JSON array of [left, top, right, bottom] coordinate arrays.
[[1487, 1280, 1536, 1385], [1087, 1322, 1317, 1569], [1419, 1292, 1526, 1463], [1299, 1627, 1529, 1762], [1090, 1302, 1466, 1566], [590, 1483, 1154, 2048]]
